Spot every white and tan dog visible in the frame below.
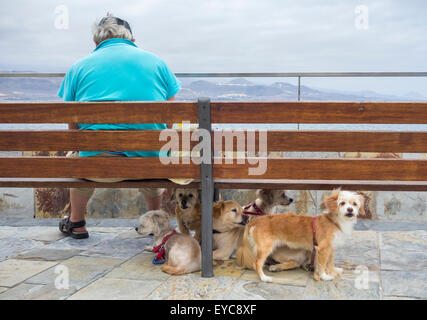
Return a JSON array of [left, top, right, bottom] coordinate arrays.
[[135, 210, 201, 275], [236, 189, 365, 282]]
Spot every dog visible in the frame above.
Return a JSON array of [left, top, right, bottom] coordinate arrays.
[[212, 200, 249, 260], [211, 190, 293, 261], [135, 209, 201, 275], [236, 189, 365, 282], [244, 189, 293, 217], [173, 188, 202, 242]]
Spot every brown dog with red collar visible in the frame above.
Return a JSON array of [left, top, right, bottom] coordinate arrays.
[[236, 189, 365, 282]]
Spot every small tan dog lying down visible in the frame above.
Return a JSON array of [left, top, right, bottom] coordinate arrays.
[[236, 189, 365, 282], [135, 209, 201, 275]]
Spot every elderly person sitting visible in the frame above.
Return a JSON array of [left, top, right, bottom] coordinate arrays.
[[58, 14, 181, 239]]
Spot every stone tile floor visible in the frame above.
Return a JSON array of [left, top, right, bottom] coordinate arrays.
[[0, 218, 425, 300]]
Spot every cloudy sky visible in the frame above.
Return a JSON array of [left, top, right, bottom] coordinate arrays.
[[1, 0, 426, 95]]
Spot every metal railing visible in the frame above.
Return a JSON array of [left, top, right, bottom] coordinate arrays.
[[1, 72, 427, 101]]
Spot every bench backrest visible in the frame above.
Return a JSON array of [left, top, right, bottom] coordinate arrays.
[[0, 100, 426, 183]]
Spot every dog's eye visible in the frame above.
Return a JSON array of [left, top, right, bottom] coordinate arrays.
[[189, 194, 193, 198], [339, 201, 345, 206], [179, 193, 183, 197], [231, 208, 237, 212], [353, 202, 357, 206]]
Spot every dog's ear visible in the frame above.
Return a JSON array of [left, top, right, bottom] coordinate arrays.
[[212, 201, 225, 218], [196, 189, 202, 203], [152, 212, 170, 236], [324, 188, 340, 212], [256, 189, 272, 203]]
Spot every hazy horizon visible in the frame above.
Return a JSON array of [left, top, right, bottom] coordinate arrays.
[[1, 0, 427, 96]]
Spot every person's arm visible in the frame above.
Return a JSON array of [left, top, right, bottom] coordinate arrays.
[[166, 96, 175, 128]]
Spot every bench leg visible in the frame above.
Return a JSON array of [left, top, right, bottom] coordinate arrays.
[[198, 97, 214, 278], [201, 170, 214, 277]]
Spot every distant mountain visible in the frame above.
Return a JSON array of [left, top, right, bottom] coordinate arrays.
[[0, 76, 425, 102]]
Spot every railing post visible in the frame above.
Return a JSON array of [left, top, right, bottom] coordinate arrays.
[[198, 97, 214, 278]]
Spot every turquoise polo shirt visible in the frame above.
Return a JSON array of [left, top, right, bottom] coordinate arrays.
[[58, 38, 181, 157]]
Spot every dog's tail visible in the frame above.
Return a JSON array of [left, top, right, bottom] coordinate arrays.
[[236, 225, 256, 270], [161, 264, 189, 275]]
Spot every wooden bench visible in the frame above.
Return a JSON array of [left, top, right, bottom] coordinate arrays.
[[0, 99, 426, 277]]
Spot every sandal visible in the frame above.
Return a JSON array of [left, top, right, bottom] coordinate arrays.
[[59, 216, 89, 239]]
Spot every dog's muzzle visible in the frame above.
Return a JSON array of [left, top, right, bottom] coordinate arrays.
[[240, 214, 250, 225], [345, 208, 354, 218], [180, 199, 188, 209]]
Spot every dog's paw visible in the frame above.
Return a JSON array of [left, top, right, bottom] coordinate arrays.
[[320, 272, 334, 281], [268, 264, 282, 272], [260, 274, 273, 283], [144, 245, 154, 252], [335, 267, 343, 274]]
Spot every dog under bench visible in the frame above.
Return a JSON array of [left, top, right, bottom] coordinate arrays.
[[0, 99, 426, 277]]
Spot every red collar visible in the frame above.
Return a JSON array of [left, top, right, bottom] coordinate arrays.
[[152, 230, 177, 262], [309, 217, 318, 270], [243, 202, 266, 216]]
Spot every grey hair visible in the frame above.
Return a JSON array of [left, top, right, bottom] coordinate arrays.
[[92, 13, 134, 44]]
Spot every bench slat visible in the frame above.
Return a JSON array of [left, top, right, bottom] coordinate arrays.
[[213, 130, 427, 153], [211, 102, 427, 123], [1, 102, 426, 124], [1, 130, 426, 153], [1, 157, 425, 181], [215, 179, 427, 191], [0, 178, 200, 189], [0, 102, 198, 123], [213, 158, 427, 181], [0, 157, 199, 179]]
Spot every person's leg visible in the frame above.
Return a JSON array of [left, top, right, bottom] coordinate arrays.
[[140, 188, 166, 211], [64, 188, 94, 233]]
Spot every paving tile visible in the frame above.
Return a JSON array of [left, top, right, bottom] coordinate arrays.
[[240, 268, 309, 286], [355, 220, 427, 232], [95, 219, 139, 228], [0, 283, 76, 300], [88, 227, 132, 234], [0, 226, 65, 242], [212, 259, 245, 278], [44, 232, 116, 251], [14, 248, 81, 261], [146, 274, 240, 300], [25, 255, 123, 290], [0, 237, 44, 262], [104, 252, 170, 281], [334, 231, 379, 270], [0, 259, 57, 287], [80, 237, 150, 260], [379, 231, 427, 271], [303, 277, 380, 300], [381, 271, 426, 299], [67, 278, 162, 300], [239, 281, 306, 300]]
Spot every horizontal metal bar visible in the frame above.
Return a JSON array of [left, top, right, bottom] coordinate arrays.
[[1, 72, 427, 78]]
